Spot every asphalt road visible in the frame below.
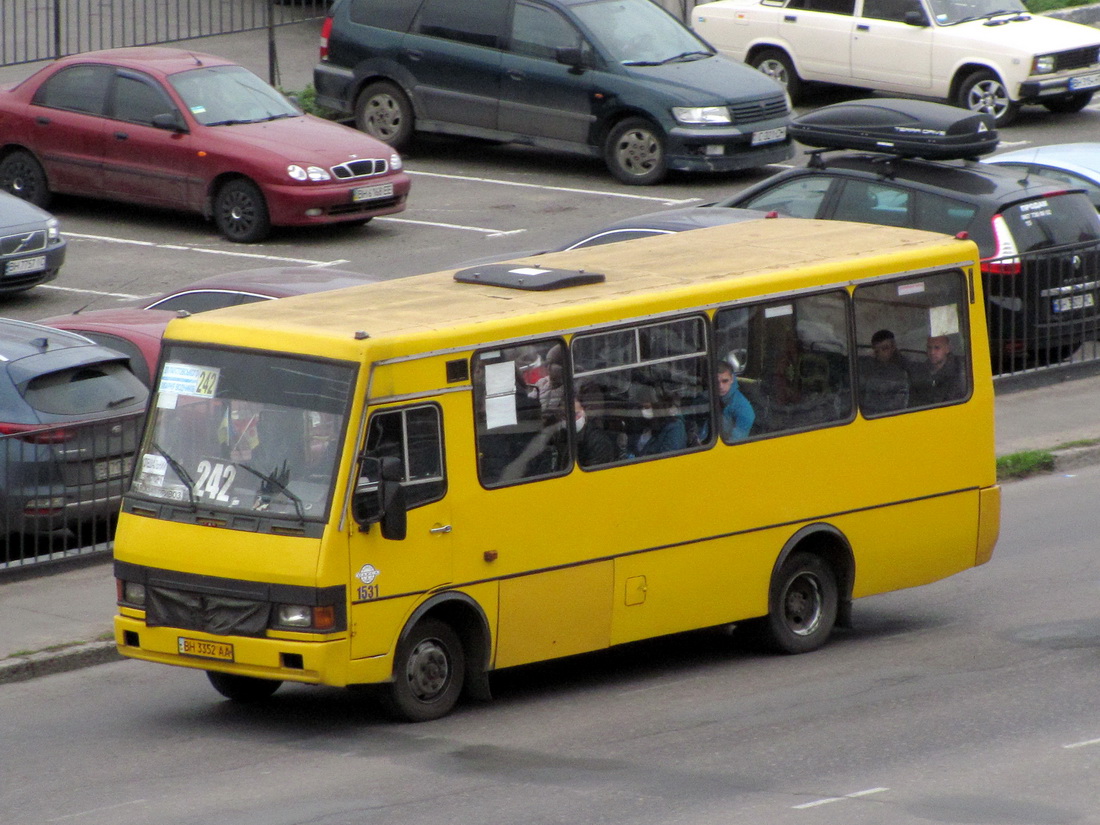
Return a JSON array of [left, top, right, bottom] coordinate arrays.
[[4, 86, 1100, 325], [1, 463, 1098, 825]]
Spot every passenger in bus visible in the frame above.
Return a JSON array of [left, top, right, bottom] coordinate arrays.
[[858, 328, 911, 414], [574, 386, 617, 467], [909, 335, 967, 406], [628, 385, 687, 457], [715, 361, 755, 441]]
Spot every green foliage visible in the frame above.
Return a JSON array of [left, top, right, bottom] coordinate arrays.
[[280, 84, 341, 120], [1025, 0, 1092, 11], [996, 449, 1056, 481]]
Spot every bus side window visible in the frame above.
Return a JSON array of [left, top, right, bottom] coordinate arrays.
[[473, 340, 570, 487], [715, 291, 852, 436], [360, 404, 446, 511], [572, 316, 709, 462], [853, 270, 971, 415]]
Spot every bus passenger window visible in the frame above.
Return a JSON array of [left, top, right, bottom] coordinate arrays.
[[361, 405, 446, 510], [473, 340, 570, 487], [714, 292, 852, 437], [853, 271, 971, 416], [572, 316, 709, 463]]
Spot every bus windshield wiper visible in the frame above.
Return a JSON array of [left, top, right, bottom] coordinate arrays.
[[236, 460, 306, 522], [151, 440, 198, 510]]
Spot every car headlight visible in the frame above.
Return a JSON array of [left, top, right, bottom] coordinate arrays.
[[390, 152, 403, 171], [672, 106, 731, 125], [1032, 54, 1056, 75], [46, 218, 60, 241], [286, 164, 332, 182]]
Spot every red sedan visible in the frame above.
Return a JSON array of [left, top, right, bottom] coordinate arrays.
[[0, 47, 410, 242]]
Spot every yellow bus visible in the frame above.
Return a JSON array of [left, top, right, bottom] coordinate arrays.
[[113, 218, 1000, 721]]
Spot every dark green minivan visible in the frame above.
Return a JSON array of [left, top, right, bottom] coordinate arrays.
[[314, 0, 793, 184]]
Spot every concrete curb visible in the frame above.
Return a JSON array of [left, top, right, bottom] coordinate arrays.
[[0, 640, 121, 685], [1048, 443, 1100, 473]]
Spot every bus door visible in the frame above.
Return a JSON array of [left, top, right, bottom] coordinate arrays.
[[348, 401, 452, 660]]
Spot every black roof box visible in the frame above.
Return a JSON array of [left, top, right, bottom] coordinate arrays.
[[791, 98, 998, 160]]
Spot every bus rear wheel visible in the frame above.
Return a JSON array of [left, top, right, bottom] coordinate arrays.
[[206, 671, 282, 702], [386, 619, 465, 722], [758, 552, 838, 654]]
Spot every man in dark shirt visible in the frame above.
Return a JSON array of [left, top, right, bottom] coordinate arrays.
[[909, 335, 967, 406]]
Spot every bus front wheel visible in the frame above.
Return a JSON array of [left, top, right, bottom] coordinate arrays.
[[759, 552, 838, 654], [206, 671, 282, 702], [386, 619, 465, 722]]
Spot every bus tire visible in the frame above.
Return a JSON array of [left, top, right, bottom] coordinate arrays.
[[206, 671, 282, 702], [386, 619, 465, 722], [759, 551, 838, 654]]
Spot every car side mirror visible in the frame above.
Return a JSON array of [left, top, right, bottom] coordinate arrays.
[[352, 455, 407, 540], [904, 9, 929, 26], [151, 112, 187, 132], [556, 47, 588, 72]]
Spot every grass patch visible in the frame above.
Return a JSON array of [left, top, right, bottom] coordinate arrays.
[[1053, 437, 1100, 450], [1026, 0, 1093, 11], [997, 449, 1056, 480]]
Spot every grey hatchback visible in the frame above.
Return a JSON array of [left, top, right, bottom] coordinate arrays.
[[314, 0, 793, 184], [0, 320, 148, 558]]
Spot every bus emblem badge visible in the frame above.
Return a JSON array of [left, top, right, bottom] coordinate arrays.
[[356, 564, 380, 585]]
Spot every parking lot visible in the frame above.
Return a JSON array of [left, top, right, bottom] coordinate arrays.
[[4, 81, 1100, 327]]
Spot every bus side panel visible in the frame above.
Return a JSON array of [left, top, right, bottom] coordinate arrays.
[[494, 561, 613, 668], [610, 535, 772, 646], [844, 490, 980, 598]]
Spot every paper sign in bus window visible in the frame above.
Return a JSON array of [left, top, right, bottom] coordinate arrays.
[[929, 305, 960, 337], [161, 363, 220, 398], [484, 361, 518, 429]]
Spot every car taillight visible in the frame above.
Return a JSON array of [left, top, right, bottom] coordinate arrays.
[[319, 15, 333, 60], [981, 213, 1021, 276], [0, 422, 75, 443]]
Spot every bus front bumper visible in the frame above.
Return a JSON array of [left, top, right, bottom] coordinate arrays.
[[114, 614, 394, 688]]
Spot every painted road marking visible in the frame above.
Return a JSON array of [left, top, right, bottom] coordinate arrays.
[[793, 787, 889, 810], [407, 169, 701, 205]]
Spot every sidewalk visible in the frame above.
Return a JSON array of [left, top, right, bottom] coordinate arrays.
[[2, 373, 1100, 685]]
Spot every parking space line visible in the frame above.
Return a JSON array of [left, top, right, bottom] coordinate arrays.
[[39, 284, 146, 300], [407, 170, 702, 204], [378, 217, 525, 236], [66, 233, 345, 266], [793, 787, 889, 810]]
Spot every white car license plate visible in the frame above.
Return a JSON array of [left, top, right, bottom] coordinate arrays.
[[6, 255, 45, 276], [94, 455, 134, 481], [1052, 293, 1096, 313], [352, 182, 394, 202], [1070, 72, 1100, 91], [751, 126, 787, 145]]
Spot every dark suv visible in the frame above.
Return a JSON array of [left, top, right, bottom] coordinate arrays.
[[313, 0, 793, 185], [716, 151, 1100, 371]]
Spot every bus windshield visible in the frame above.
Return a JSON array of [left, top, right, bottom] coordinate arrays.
[[131, 345, 355, 522]]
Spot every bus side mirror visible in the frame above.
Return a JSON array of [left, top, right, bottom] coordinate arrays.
[[352, 456, 407, 540]]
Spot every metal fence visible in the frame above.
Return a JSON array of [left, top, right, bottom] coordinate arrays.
[[0, 0, 329, 69], [0, 414, 144, 576], [988, 240, 1100, 383]]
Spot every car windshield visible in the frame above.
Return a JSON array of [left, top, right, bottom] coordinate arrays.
[[925, 0, 1028, 25], [168, 65, 301, 126], [131, 345, 355, 523], [571, 0, 713, 65]]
